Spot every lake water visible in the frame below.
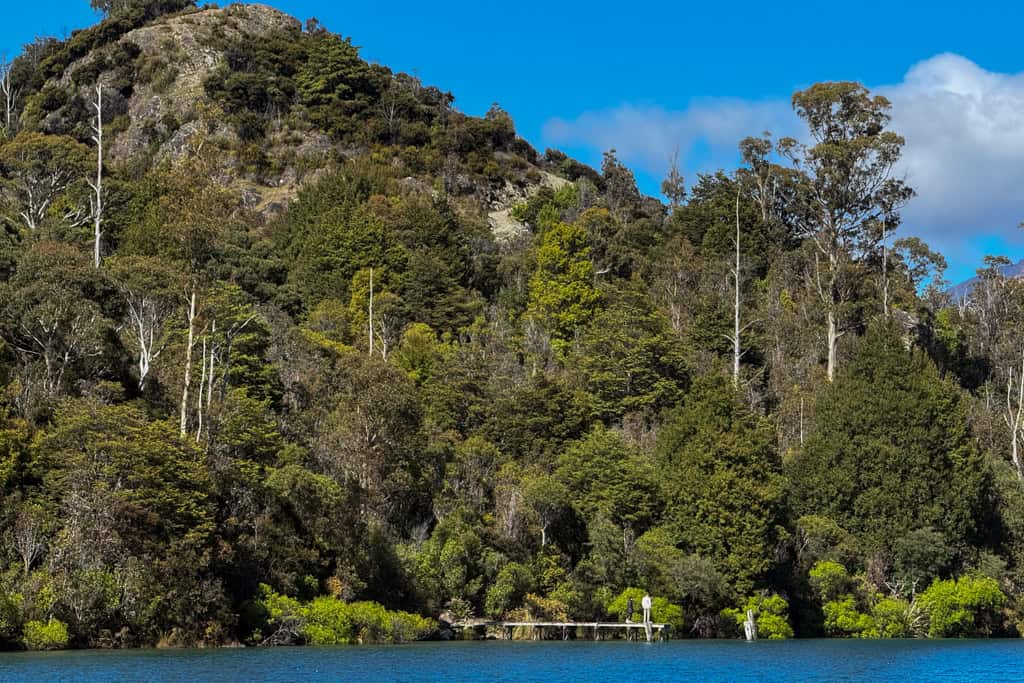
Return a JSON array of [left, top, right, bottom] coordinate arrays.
[[2, 639, 1023, 682]]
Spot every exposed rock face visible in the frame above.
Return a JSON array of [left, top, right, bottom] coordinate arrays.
[[34, 3, 571, 220], [63, 5, 302, 163], [49, 4, 326, 216], [488, 171, 569, 242]]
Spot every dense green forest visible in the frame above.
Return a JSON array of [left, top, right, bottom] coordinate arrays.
[[1, 0, 1023, 649]]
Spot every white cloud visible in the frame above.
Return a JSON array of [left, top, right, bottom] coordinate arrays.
[[541, 53, 1024, 276], [543, 99, 796, 177]]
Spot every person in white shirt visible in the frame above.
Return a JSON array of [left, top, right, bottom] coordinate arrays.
[[641, 593, 652, 624]]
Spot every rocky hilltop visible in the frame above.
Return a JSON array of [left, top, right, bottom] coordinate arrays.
[[16, 2, 596, 223]]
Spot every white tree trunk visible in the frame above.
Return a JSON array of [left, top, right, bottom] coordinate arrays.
[[733, 191, 742, 387], [368, 267, 374, 357], [180, 289, 197, 437], [0, 58, 16, 135], [91, 85, 104, 269], [881, 216, 889, 319], [1006, 348, 1024, 479], [127, 295, 166, 392], [207, 320, 216, 411], [826, 309, 839, 383], [196, 336, 206, 443]]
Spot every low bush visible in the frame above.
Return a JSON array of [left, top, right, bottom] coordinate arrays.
[[22, 618, 69, 651]]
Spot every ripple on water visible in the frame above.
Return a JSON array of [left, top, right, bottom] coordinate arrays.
[[2, 639, 1024, 682]]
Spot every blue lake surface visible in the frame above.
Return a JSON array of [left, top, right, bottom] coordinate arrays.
[[2, 639, 1024, 682]]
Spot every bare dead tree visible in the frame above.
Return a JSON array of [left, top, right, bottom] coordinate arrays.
[[368, 267, 375, 357], [0, 56, 19, 136], [10, 301, 103, 400], [216, 313, 255, 404], [89, 84, 104, 269], [373, 315, 401, 361], [661, 148, 686, 210], [377, 77, 405, 145], [881, 214, 889, 319], [1005, 346, 1024, 479], [13, 506, 47, 576], [122, 289, 174, 392], [16, 164, 81, 231], [180, 288, 197, 437], [724, 189, 756, 387], [196, 335, 207, 443]]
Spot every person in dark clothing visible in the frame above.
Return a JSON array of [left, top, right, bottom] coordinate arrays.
[[625, 597, 635, 623]]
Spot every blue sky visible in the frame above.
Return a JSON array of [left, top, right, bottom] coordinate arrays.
[[6, 1, 1024, 282]]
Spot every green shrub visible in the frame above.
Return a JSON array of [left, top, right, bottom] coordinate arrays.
[[809, 561, 854, 603], [869, 597, 913, 638], [22, 618, 69, 651], [919, 575, 1006, 637], [484, 563, 534, 618], [606, 588, 684, 631], [723, 594, 794, 639], [507, 594, 570, 623], [255, 586, 435, 645], [303, 596, 355, 644], [822, 595, 874, 636]]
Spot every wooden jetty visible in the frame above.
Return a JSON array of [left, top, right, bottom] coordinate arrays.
[[451, 620, 670, 642]]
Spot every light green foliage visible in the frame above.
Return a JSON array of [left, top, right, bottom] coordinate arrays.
[[22, 618, 69, 651], [394, 323, 442, 385], [809, 561, 855, 603], [304, 599, 430, 645], [485, 563, 535, 618], [255, 586, 434, 645], [820, 595, 912, 638], [870, 598, 914, 638], [606, 588, 684, 630], [526, 221, 601, 353], [821, 595, 874, 637], [810, 561, 912, 638], [919, 576, 1006, 638], [724, 594, 794, 639]]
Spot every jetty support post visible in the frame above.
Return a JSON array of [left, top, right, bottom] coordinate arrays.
[[744, 609, 758, 641]]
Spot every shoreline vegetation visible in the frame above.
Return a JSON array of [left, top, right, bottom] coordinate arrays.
[[2, 0, 1024, 653]]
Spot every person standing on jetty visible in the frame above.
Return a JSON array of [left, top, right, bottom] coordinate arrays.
[[625, 597, 634, 623], [641, 593, 652, 624]]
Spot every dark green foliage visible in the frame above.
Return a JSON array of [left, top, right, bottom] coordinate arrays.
[[0, 3, 1016, 650], [657, 376, 786, 596], [789, 324, 989, 556], [572, 284, 688, 420], [556, 426, 661, 537]]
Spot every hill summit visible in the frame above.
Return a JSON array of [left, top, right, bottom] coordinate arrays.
[[19, 1, 599, 221]]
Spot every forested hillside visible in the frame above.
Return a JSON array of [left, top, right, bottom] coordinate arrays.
[[1, 0, 1023, 649]]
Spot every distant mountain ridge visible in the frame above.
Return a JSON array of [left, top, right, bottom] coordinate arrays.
[[948, 259, 1024, 300]]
